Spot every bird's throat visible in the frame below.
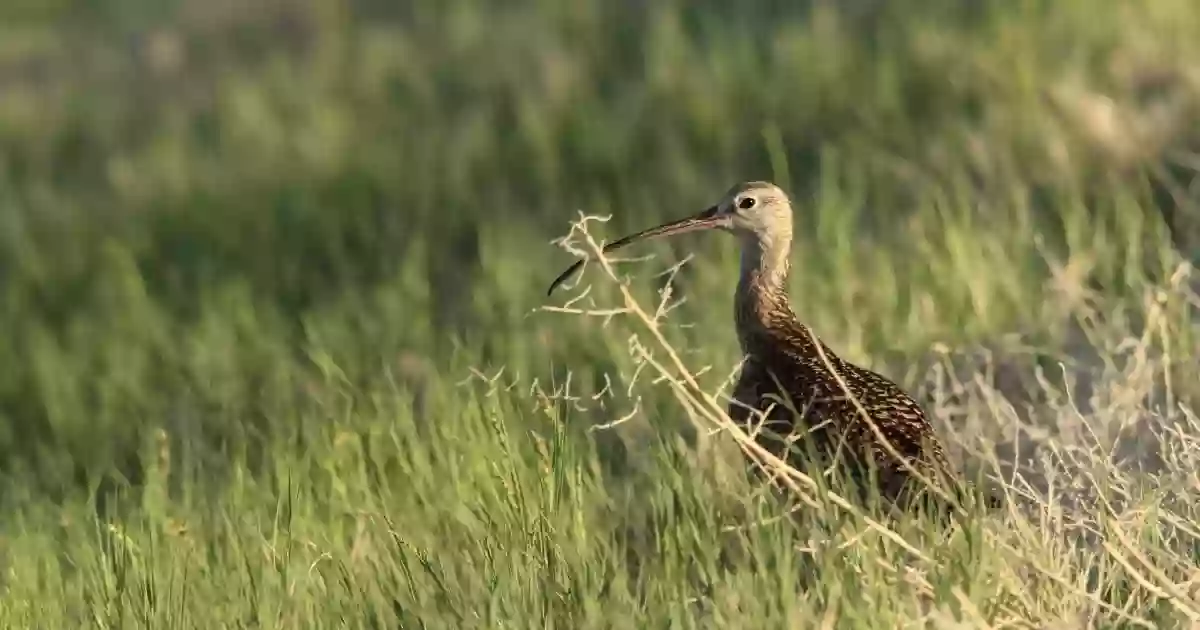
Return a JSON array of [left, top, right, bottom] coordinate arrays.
[[734, 234, 794, 353]]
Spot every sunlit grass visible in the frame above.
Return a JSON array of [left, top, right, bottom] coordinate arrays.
[[0, 0, 1197, 626]]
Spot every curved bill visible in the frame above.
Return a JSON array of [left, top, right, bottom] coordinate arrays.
[[546, 205, 727, 296]]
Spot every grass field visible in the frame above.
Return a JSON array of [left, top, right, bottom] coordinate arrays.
[[0, 0, 1199, 627]]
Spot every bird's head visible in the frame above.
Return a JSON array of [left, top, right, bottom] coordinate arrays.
[[546, 180, 794, 296], [716, 180, 794, 242]]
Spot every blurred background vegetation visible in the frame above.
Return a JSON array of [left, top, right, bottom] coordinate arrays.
[[0, 0, 1199, 624], [0, 0, 1197, 564]]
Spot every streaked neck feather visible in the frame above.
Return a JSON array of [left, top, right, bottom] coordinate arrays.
[[734, 232, 799, 354]]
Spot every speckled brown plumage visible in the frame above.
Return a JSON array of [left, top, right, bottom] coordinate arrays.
[[730, 256, 964, 509], [548, 180, 997, 515]]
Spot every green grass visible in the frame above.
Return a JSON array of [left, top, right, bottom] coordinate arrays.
[[0, 0, 1199, 626]]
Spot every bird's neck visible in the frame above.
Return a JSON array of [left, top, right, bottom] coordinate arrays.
[[734, 232, 800, 354]]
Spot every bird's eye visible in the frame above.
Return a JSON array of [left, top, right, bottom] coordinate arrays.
[[737, 197, 756, 210]]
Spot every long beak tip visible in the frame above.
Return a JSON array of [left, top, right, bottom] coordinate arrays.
[[546, 206, 719, 300]]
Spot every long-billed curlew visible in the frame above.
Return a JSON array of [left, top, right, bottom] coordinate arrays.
[[548, 181, 998, 516]]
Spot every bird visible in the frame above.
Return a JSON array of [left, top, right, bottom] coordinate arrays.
[[547, 180, 999, 517]]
